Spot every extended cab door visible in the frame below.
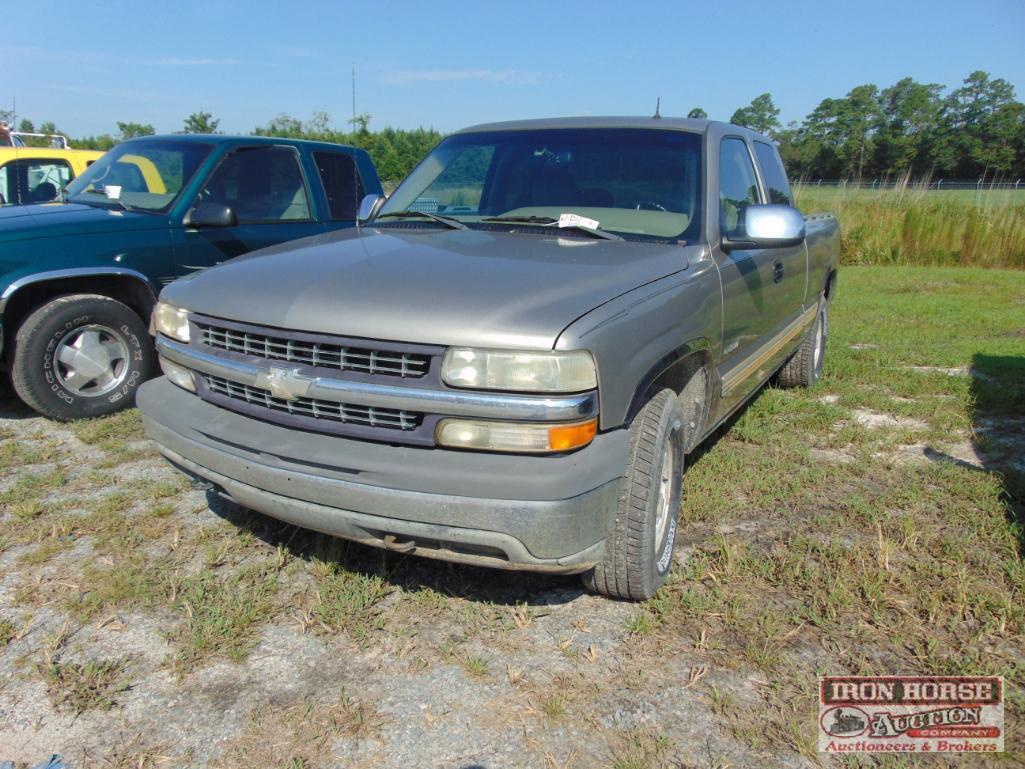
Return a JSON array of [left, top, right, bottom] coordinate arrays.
[[713, 136, 806, 407], [171, 145, 324, 273], [751, 139, 806, 316], [309, 150, 366, 233]]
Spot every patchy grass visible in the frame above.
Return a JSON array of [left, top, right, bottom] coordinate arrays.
[[0, 467, 67, 506], [0, 617, 17, 648], [37, 654, 132, 714], [71, 408, 145, 447], [0, 264, 1022, 765], [168, 562, 281, 672], [214, 694, 383, 768], [644, 265, 1025, 760]]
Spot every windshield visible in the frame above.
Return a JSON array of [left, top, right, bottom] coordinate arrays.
[[379, 128, 703, 241], [65, 140, 212, 212]]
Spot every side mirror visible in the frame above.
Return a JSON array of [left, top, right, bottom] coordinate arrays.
[[184, 202, 237, 228], [722, 204, 805, 251], [358, 193, 386, 223]]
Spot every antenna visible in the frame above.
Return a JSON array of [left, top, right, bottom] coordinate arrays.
[[353, 63, 361, 231], [653, 97, 661, 120]]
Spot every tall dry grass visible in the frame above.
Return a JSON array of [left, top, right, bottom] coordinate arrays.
[[794, 184, 1025, 269]]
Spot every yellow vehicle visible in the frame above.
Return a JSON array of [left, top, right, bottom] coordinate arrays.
[[0, 147, 105, 205]]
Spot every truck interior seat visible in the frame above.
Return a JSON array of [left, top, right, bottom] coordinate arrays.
[[580, 188, 614, 207], [528, 167, 580, 206], [30, 182, 58, 202]]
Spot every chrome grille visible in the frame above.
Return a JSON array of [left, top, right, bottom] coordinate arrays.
[[197, 323, 430, 378], [202, 374, 421, 431]]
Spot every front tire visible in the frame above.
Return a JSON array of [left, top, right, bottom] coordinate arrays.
[[10, 294, 154, 420], [582, 389, 686, 600]]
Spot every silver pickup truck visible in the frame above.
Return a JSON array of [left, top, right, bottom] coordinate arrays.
[[138, 117, 839, 600]]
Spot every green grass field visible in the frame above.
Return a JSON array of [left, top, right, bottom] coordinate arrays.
[[655, 265, 1025, 761], [796, 186, 1025, 270], [793, 184, 1025, 206]]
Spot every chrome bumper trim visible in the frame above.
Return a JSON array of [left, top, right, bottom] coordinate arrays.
[[156, 336, 598, 422]]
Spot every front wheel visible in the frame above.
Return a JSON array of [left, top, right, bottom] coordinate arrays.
[[582, 389, 686, 600], [10, 294, 154, 420]]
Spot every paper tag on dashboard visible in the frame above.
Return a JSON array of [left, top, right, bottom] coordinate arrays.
[[558, 213, 600, 230], [103, 185, 122, 200]]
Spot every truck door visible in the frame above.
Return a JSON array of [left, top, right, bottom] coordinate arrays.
[[172, 145, 325, 273], [309, 150, 366, 234], [752, 140, 806, 315], [713, 136, 802, 407]]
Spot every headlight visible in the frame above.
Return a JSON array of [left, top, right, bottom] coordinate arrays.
[[436, 417, 597, 453], [152, 301, 190, 343], [159, 356, 196, 392], [441, 348, 596, 393]]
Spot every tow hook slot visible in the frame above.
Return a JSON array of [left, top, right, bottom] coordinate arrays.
[[382, 534, 416, 553]]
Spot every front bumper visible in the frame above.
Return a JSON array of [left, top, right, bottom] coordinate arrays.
[[138, 378, 628, 573]]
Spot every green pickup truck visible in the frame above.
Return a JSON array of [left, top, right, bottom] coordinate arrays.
[[0, 134, 381, 420]]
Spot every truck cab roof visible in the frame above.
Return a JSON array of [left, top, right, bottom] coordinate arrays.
[[455, 116, 772, 143]]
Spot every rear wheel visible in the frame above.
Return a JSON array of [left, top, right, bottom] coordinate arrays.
[[777, 295, 828, 388], [582, 389, 686, 600], [11, 294, 153, 420]]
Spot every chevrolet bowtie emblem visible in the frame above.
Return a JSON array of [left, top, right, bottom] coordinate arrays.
[[256, 367, 312, 401]]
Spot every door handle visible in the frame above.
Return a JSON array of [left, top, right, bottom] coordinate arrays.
[[772, 260, 785, 283]]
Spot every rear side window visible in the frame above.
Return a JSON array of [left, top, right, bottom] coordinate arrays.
[[203, 146, 311, 222], [719, 138, 761, 238], [314, 152, 364, 220], [753, 141, 792, 205]]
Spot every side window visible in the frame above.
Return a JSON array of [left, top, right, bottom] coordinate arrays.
[[26, 160, 72, 202], [753, 141, 792, 205], [314, 152, 364, 220], [202, 146, 311, 222], [719, 138, 761, 238], [0, 159, 73, 204]]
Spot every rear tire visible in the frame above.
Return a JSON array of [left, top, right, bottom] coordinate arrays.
[[582, 389, 686, 600], [777, 295, 828, 388], [11, 294, 153, 420]]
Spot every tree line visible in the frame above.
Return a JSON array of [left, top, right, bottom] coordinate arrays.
[[715, 70, 1025, 182], [249, 112, 443, 183], [6, 69, 1023, 183]]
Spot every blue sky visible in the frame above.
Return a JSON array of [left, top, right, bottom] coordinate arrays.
[[4, 0, 1025, 137]]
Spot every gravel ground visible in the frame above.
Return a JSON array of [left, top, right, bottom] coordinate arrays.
[[0, 387, 806, 769]]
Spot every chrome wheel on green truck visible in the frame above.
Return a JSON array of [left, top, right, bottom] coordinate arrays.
[[10, 294, 153, 421]]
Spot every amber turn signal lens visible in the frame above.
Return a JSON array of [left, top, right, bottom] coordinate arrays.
[[548, 419, 597, 451], [436, 417, 598, 453]]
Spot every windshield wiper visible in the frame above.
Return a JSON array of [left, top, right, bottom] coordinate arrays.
[[77, 189, 129, 211], [482, 215, 623, 241], [375, 210, 467, 230]]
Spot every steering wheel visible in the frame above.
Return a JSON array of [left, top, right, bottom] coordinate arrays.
[[635, 201, 667, 211]]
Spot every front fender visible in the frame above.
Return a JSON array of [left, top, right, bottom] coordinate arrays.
[[0, 266, 160, 314], [554, 255, 723, 430]]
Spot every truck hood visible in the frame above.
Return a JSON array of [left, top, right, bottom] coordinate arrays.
[[163, 226, 691, 349], [0, 202, 168, 245]]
